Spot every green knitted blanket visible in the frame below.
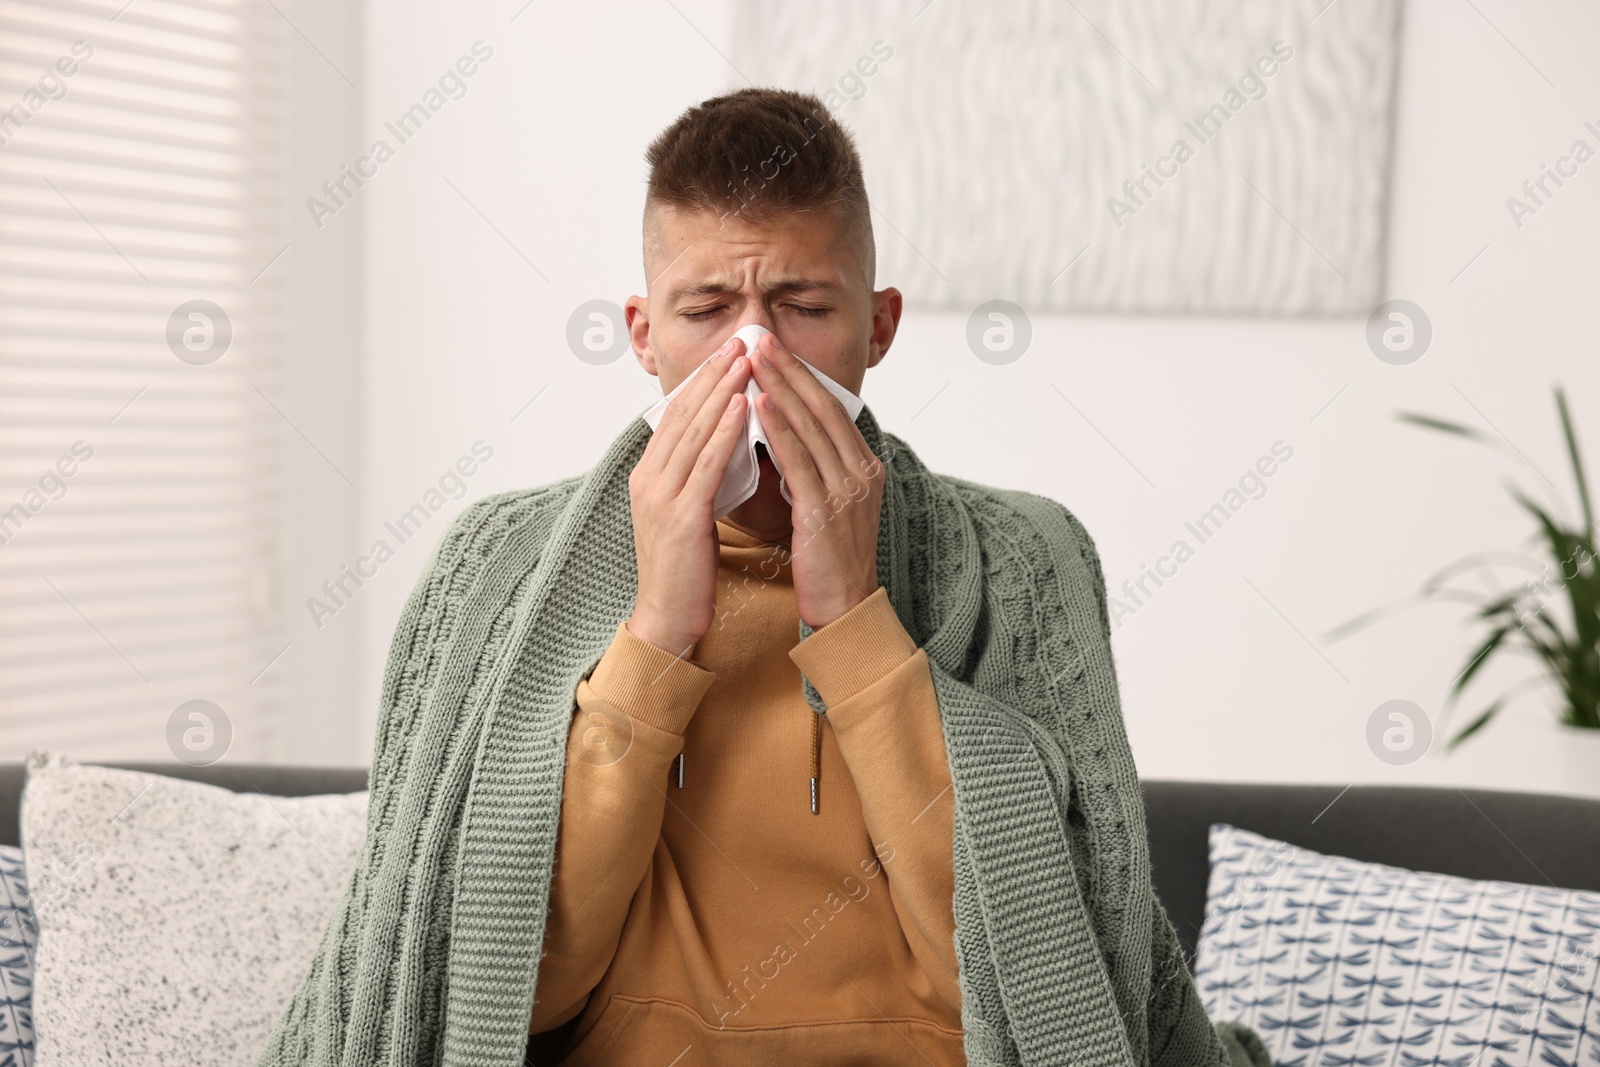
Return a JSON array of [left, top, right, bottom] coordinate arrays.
[[256, 407, 1270, 1067]]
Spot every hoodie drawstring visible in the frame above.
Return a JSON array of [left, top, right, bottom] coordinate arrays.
[[670, 715, 820, 816], [810, 711, 821, 815]]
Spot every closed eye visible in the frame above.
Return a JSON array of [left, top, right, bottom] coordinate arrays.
[[684, 303, 829, 320]]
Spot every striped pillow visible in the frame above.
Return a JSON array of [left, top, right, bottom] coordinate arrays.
[[1, 844, 35, 1067], [1196, 823, 1600, 1067]]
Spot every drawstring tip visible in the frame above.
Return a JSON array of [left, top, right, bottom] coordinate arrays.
[[674, 752, 684, 788], [810, 776, 818, 815]]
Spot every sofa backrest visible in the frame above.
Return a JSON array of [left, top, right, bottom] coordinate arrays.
[[4, 762, 1597, 966]]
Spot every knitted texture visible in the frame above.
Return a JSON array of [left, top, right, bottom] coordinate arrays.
[[255, 407, 1269, 1067]]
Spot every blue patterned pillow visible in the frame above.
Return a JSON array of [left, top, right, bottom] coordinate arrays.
[[0, 845, 34, 1067], [1196, 824, 1600, 1067]]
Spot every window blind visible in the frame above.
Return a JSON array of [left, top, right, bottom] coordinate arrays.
[[0, 0, 287, 761]]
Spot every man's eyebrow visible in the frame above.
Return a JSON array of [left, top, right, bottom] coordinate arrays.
[[668, 278, 844, 302]]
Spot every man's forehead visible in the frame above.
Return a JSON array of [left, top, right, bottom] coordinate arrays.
[[664, 271, 846, 303], [646, 202, 862, 295]]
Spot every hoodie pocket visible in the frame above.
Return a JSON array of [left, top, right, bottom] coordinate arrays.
[[556, 994, 643, 1067], [567, 994, 967, 1067]]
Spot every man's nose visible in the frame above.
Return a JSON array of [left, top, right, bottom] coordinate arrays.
[[728, 317, 778, 358], [732, 317, 776, 341]]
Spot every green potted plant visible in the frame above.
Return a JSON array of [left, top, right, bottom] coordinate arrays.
[[1326, 387, 1599, 775]]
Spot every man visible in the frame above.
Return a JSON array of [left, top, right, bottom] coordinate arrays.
[[258, 89, 1269, 1067]]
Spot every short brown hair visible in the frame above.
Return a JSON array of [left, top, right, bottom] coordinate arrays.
[[643, 88, 875, 284]]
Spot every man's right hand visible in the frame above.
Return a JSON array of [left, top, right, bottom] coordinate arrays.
[[625, 335, 752, 657]]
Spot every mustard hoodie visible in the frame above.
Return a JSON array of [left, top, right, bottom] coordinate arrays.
[[528, 520, 963, 1065]]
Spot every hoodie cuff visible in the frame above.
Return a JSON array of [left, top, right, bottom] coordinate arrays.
[[585, 621, 715, 735], [788, 586, 918, 708]]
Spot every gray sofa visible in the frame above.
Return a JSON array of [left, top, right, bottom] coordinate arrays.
[[5, 762, 1598, 1062]]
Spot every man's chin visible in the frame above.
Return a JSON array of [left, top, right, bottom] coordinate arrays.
[[724, 462, 793, 541]]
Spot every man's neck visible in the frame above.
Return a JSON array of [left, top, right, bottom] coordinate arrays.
[[720, 480, 791, 545]]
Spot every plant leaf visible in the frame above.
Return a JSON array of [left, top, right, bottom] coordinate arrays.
[[1447, 702, 1503, 750], [1450, 622, 1515, 698], [1322, 551, 1544, 643], [1395, 412, 1497, 444], [1555, 386, 1595, 541]]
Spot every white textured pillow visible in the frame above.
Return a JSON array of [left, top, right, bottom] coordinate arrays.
[[1196, 823, 1600, 1067], [19, 751, 367, 1067]]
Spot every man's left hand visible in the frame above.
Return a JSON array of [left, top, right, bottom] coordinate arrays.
[[749, 331, 885, 630]]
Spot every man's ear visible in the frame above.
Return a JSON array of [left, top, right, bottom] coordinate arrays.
[[866, 286, 902, 370], [625, 295, 656, 377]]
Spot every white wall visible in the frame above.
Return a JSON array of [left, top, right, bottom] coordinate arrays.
[[276, 0, 366, 767], [330, 0, 1600, 798]]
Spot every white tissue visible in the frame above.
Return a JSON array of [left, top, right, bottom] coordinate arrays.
[[641, 323, 865, 518]]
